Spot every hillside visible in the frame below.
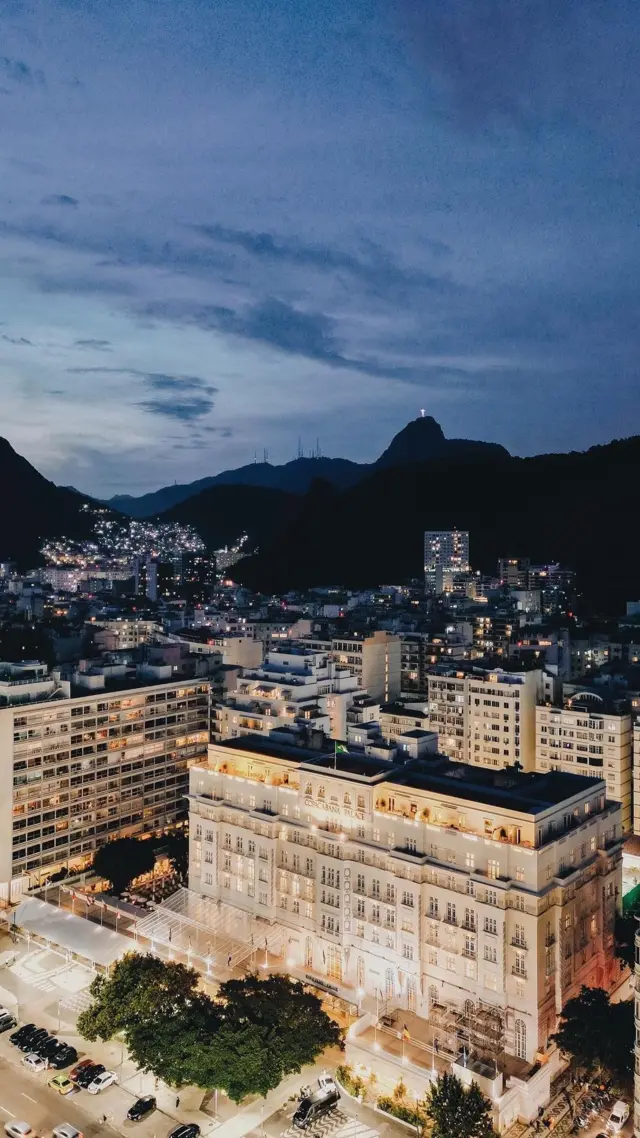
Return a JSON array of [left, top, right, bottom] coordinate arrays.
[[159, 483, 301, 552], [232, 436, 640, 614], [0, 438, 107, 567], [108, 416, 509, 516]]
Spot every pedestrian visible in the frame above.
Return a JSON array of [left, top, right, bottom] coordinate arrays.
[[228, 953, 232, 968], [101, 1115, 107, 1125], [175, 1096, 180, 1109]]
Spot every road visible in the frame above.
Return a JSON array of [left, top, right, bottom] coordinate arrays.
[[0, 1052, 121, 1138]]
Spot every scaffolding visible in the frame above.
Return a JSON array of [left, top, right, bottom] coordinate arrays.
[[467, 999, 506, 1064], [133, 887, 289, 971]]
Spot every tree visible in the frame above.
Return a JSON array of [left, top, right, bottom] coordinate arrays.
[[614, 910, 638, 970], [551, 985, 634, 1083], [78, 963, 342, 1103], [163, 831, 189, 881], [217, 973, 343, 1088], [425, 1072, 497, 1138], [92, 836, 156, 895], [77, 953, 200, 1043]]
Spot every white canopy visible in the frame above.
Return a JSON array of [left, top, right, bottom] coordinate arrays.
[[13, 897, 131, 967]]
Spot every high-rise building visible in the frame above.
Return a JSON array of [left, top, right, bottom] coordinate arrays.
[[535, 693, 632, 835], [427, 666, 543, 771], [0, 663, 210, 903], [189, 733, 622, 1066], [424, 530, 470, 593], [330, 631, 402, 703]]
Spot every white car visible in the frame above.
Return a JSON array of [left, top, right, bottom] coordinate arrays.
[[52, 1127, 83, 1138], [86, 1070, 118, 1095], [606, 1101, 629, 1133], [23, 1053, 47, 1071], [4, 1123, 35, 1138]]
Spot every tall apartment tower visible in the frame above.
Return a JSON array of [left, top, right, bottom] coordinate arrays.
[[424, 530, 470, 593]]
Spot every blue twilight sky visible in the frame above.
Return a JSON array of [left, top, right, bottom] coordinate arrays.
[[0, 0, 639, 495]]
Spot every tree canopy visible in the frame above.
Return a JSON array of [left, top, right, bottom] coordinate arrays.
[[614, 910, 638, 970], [78, 955, 342, 1102], [425, 1072, 497, 1138], [92, 836, 156, 895], [551, 985, 634, 1083]]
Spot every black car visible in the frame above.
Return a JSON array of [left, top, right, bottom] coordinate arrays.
[[127, 1096, 157, 1121], [19, 1028, 49, 1052], [49, 1045, 78, 1070], [75, 1062, 105, 1088], [168, 1127, 201, 1138], [0, 1014, 17, 1033], [10, 1024, 36, 1046], [33, 1035, 60, 1058]]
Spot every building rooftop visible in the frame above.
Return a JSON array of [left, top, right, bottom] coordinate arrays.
[[381, 702, 429, 719], [391, 763, 603, 815]]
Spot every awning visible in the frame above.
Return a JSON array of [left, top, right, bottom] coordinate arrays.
[[13, 897, 132, 967]]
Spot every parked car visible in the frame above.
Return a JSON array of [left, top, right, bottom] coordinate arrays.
[[127, 1096, 156, 1122], [33, 1037, 60, 1059], [3, 1122, 34, 1138], [74, 1062, 105, 1089], [48, 1074, 75, 1096], [49, 1045, 78, 1070], [52, 1126, 83, 1138], [23, 1053, 48, 1072], [606, 1101, 630, 1133], [0, 950, 19, 969], [86, 1070, 118, 1095], [0, 1014, 17, 1033], [293, 1077, 340, 1130], [19, 1029, 48, 1053], [168, 1127, 201, 1138], [10, 1025, 36, 1047], [70, 1059, 94, 1082]]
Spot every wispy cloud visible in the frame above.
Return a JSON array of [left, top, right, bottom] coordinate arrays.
[[42, 194, 79, 208], [0, 57, 44, 87], [67, 367, 218, 422]]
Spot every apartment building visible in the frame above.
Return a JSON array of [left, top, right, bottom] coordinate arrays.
[[330, 631, 402, 703], [424, 530, 470, 594], [92, 620, 163, 652], [634, 720, 640, 838], [535, 693, 632, 835], [634, 928, 640, 1137], [427, 667, 542, 771], [379, 702, 430, 743], [401, 631, 470, 700], [0, 662, 210, 902], [189, 732, 622, 1066], [211, 647, 360, 744]]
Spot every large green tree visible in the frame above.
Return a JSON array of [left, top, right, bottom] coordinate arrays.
[[92, 836, 156, 895], [78, 962, 342, 1103], [425, 1073, 497, 1138], [77, 953, 200, 1042], [551, 985, 634, 1083], [614, 910, 638, 970]]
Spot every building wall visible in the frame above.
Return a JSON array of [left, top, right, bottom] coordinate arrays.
[[427, 669, 542, 772], [0, 678, 210, 900], [189, 741, 622, 1065], [536, 706, 632, 834]]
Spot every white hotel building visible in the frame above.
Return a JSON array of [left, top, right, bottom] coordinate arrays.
[[189, 731, 622, 1066]]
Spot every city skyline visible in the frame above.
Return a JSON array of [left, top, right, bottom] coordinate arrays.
[[1, 0, 639, 495]]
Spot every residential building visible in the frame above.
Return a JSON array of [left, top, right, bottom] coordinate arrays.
[[634, 926, 640, 1137], [634, 720, 640, 837], [427, 667, 543, 771], [0, 663, 210, 902], [401, 631, 470, 700], [379, 702, 430, 743], [424, 530, 470, 594], [211, 647, 360, 744], [189, 732, 622, 1066], [536, 692, 632, 834], [92, 620, 163, 652], [330, 631, 402, 703]]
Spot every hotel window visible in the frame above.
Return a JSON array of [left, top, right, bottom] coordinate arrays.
[[488, 860, 499, 879]]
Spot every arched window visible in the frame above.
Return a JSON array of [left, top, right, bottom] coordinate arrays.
[[514, 1018, 527, 1060], [464, 999, 475, 1020], [305, 783, 312, 796], [305, 937, 313, 968], [428, 985, 439, 1011]]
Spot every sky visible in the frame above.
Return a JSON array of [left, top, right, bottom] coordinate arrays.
[[1, 0, 639, 496]]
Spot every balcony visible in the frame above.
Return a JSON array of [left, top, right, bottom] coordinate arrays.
[[512, 967, 527, 979], [443, 914, 458, 927], [545, 933, 556, 947], [462, 919, 476, 932], [511, 938, 527, 950]]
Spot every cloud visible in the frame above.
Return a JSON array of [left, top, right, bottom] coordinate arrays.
[[395, 0, 640, 131], [42, 194, 79, 208], [197, 223, 449, 288], [1, 333, 33, 346], [67, 367, 218, 422], [0, 57, 44, 87], [73, 338, 111, 350]]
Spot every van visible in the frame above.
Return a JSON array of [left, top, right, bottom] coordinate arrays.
[[606, 1101, 629, 1133], [293, 1077, 340, 1129]]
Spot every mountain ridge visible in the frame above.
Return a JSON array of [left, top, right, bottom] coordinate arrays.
[[107, 416, 510, 517]]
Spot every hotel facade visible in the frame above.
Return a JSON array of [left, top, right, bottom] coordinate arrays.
[[189, 732, 623, 1066]]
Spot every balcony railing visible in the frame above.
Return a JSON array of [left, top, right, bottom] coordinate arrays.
[[511, 938, 527, 949], [512, 967, 527, 978]]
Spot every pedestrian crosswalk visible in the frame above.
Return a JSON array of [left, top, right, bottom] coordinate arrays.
[[280, 1109, 379, 1138]]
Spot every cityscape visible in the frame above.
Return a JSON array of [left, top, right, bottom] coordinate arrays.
[[0, 3, 639, 1138]]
